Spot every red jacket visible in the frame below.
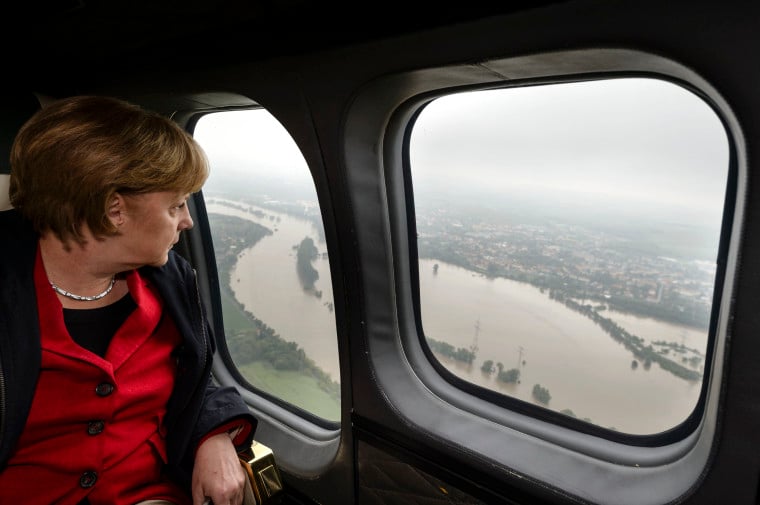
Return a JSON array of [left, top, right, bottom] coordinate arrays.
[[0, 253, 190, 503], [0, 210, 257, 504]]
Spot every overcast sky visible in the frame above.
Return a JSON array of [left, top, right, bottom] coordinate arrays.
[[195, 109, 309, 183], [409, 77, 729, 224], [195, 77, 730, 229]]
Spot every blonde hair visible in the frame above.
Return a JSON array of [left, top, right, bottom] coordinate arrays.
[[10, 95, 209, 244]]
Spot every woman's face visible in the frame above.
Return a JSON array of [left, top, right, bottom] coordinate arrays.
[[116, 191, 194, 267]]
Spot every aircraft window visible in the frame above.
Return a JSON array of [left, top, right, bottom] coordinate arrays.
[[408, 78, 729, 435], [194, 110, 340, 422]]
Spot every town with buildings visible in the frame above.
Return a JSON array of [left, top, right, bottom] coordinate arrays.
[[416, 204, 716, 331]]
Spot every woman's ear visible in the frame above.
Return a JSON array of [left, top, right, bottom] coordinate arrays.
[[107, 192, 126, 227]]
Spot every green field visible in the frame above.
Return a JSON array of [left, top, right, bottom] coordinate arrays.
[[238, 361, 340, 420], [219, 287, 340, 421], [220, 289, 253, 331]]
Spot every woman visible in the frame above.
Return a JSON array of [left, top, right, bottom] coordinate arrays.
[[0, 95, 257, 505]]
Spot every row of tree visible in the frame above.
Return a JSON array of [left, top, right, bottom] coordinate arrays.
[[549, 289, 702, 381], [429, 342, 553, 406]]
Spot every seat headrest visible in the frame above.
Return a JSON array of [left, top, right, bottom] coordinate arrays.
[[0, 93, 42, 210]]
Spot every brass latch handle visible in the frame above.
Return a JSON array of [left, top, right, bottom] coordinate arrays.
[[239, 440, 285, 505]]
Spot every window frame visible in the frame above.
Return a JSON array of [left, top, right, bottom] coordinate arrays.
[[189, 108, 342, 429], [342, 48, 744, 505], [179, 103, 345, 477], [403, 76, 732, 446]]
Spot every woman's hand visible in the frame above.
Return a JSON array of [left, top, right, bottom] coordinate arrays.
[[192, 432, 247, 505]]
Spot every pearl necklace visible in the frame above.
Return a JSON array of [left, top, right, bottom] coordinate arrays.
[[49, 276, 116, 302]]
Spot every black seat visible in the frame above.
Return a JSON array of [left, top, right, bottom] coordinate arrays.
[[1, 92, 43, 210]]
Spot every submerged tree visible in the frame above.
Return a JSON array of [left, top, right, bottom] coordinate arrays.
[[481, 359, 495, 374], [532, 384, 551, 405], [497, 368, 520, 384], [296, 236, 319, 290]]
